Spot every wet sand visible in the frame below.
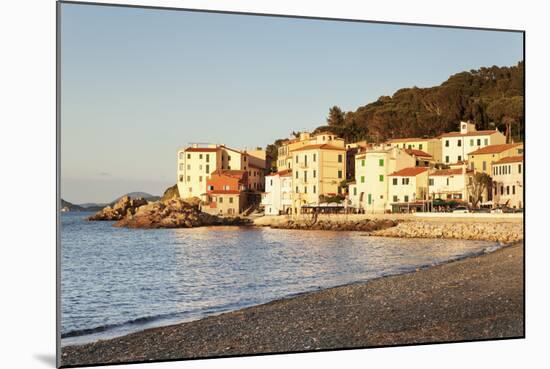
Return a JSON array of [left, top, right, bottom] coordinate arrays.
[[61, 242, 524, 367]]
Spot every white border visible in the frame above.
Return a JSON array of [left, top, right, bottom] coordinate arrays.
[[1, 1, 548, 368]]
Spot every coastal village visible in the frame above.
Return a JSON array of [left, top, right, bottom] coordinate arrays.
[[176, 121, 524, 216]]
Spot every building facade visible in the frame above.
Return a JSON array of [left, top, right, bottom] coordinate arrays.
[[468, 143, 524, 174], [439, 121, 506, 165], [428, 167, 473, 202], [261, 169, 292, 215], [388, 137, 442, 163], [388, 167, 429, 211], [492, 156, 523, 209], [204, 170, 248, 215]]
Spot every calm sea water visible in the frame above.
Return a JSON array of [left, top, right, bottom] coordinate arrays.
[[61, 212, 497, 346]]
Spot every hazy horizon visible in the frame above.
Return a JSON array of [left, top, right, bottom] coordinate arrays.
[[60, 3, 523, 204]]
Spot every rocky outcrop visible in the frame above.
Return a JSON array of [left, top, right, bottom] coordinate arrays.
[[373, 221, 523, 244], [268, 218, 399, 232], [114, 197, 249, 229], [88, 196, 148, 221], [160, 184, 180, 202]]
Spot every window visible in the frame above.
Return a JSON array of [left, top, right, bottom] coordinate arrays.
[[199, 154, 203, 159], [445, 140, 449, 147], [219, 197, 223, 203], [470, 139, 474, 146], [429, 178, 434, 186], [179, 175, 183, 182], [187, 153, 191, 159], [179, 152, 184, 159], [179, 163, 184, 171], [229, 197, 234, 204], [304, 155, 308, 165], [368, 193, 372, 205], [295, 186, 299, 193], [445, 156, 449, 163], [361, 176, 365, 183], [188, 187, 192, 193], [446, 178, 449, 186], [477, 139, 481, 146], [518, 164, 522, 174], [361, 159, 365, 167], [187, 164, 191, 170], [304, 186, 308, 194], [458, 155, 462, 162], [186, 176, 191, 182], [296, 171, 299, 179], [244, 156, 247, 162], [392, 178, 398, 185], [313, 153, 316, 162], [199, 164, 202, 170], [404, 195, 409, 202], [402, 178, 409, 185], [338, 170, 343, 179], [304, 171, 307, 181], [457, 140, 462, 147], [393, 195, 398, 202], [228, 155, 231, 161], [506, 186, 510, 195], [199, 176, 203, 182], [206, 154, 210, 162], [501, 185, 504, 194], [206, 165, 210, 174], [408, 145, 412, 149], [338, 154, 343, 163], [313, 185, 316, 194], [512, 185, 516, 195], [270, 179, 273, 186], [379, 174, 384, 182], [296, 156, 298, 163], [419, 144, 423, 150], [313, 170, 317, 178], [379, 159, 384, 166], [227, 165, 231, 170], [484, 138, 488, 145], [471, 162, 475, 170], [482, 161, 487, 171], [353, 187, 357, 196]]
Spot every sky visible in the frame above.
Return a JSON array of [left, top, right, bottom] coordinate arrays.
[[60, 3, 523, 204]]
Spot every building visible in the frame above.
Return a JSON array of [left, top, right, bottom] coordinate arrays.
[[388, 167, 429, 212], [177, 144, 266, 201], [291, 142, 346, 214], [467, 143, 524, 174], [261, 169, 292, 215], [404, 148, 435, 167], [276, 131, 345, 171], [387, 137, 442, 163], [428, 167, 473, 202], [204, 170, 248, 215], [345, 140, 368, 180], [492, 156, 523, 209], [349, 146, 415, 213], [439, 121, 506, 165]]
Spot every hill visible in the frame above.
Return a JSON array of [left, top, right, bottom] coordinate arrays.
[[266, 62, 524, 169], [61, 199, 86, 212]]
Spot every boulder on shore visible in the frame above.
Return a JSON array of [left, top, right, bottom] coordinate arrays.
[[114, 197, 248, 229], [88, 196, 148, 221]]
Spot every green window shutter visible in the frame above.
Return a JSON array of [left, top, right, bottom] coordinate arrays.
[[368, 194, 372, 205], [379, 159, 384, 166], [361, 176, 365, 183], [379, 174, 384, 182]]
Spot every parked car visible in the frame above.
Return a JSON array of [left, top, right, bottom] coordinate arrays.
[[491, 207, 503, 214], [472, 208, 491, 213], [452, 206, 470, 213]]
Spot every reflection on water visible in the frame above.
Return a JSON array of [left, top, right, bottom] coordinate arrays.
[[61, 213, 496, 345]]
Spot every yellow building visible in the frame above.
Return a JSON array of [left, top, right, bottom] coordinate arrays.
[[467, 143, 524, 174], [276, 131, 345, 171], [387, 137, 442, 163], [290, 143, 346, 213]]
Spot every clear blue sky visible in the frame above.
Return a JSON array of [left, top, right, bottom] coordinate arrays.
[[60, 3, 523, 204]]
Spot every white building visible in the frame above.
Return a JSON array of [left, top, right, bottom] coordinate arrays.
[[349, 146, 415, 213], [261, 169, 293, 215], [439, 121, 506, 165], [492, 155, 523, 209], [388, 167, 429, 208], [428, 167, 473, 202]]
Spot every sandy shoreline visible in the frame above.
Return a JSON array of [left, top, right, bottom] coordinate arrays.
[[61, 241, 524, 367]]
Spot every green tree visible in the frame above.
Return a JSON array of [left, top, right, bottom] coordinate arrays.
[[327, 106, 345, 127]]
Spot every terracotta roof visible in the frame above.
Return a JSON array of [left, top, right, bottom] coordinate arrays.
[[439, 130, 500, 138], [404, 148, 433, 158], [387, 137, 433, 143], [429, 169, 464, 176], [467, 143, 523, 155], [220, 145, 244, 154], [211, 169, 247, 180], [209, 190, 241, 195], [494, 155, 523, 164], [292, 144, 345, 152], [277, 169, 292, 177], [388, 167, 429, 177], [185, 147, 219, 152], [248, 163, 265, 169]]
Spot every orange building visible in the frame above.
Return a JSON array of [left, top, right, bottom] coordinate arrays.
[[204, 170, 248, 215]]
